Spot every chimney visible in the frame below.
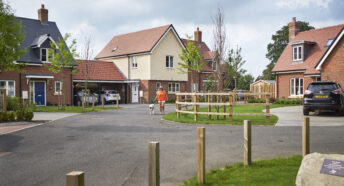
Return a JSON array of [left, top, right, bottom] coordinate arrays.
[[288, 17, 300, 41], [194, 27, 202, 43], [38, 4, 48, 23]]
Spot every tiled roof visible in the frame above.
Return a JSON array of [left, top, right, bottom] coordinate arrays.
[[272, 24, 344, 74], [181, 39, 216, 72], [73, 60, 126, 81], [96, 25, 172, 59]]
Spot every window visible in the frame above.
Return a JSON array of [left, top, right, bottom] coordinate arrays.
[[212, 61, 217, 71], [325, 39, 334, 48], [0, 80, 15, 97], [156, 82, 161, 92], [41, 48, 47, 62], [316, 77, 321, 82], [166, 56, 173, 68], [290, 78, 304, 96], [292, 45, 303, 61], [168, 82, 180, 93], [55, 81, 62, 94], [132, 56, 137, 68], [192, 83, 198, 92]]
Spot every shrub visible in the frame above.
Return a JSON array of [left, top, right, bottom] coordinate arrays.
[[1, 112, 8, 122], [24, 110, 34, 121], [16, 111, 24, 121], [8, 112, 15, 121], [6, 96, 21, 111]]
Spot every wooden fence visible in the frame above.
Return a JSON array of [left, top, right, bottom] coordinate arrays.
[[175, 92, 271, 122], [251, 84, 276, 99], [0, 89, 6, 112]]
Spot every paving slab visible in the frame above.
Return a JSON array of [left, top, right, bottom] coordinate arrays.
[[33, 112, 80, 121]]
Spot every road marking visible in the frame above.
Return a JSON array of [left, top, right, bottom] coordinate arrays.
[[0, 152, 11, 158]]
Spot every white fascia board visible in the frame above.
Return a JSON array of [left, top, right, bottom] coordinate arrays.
[[150, 26, 186, 53]]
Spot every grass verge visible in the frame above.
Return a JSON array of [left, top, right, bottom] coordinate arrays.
[[163, 104, 294, 125], [183, 155, 302, 186], [34, 106, 117, 113]]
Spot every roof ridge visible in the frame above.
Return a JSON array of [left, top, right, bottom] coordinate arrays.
[[299, 23, 344, 34], [113, 24, 171, 38], [16, 16, 56, 23]]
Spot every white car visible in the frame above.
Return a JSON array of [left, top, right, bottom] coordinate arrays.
[[101, 90, 121, 103]]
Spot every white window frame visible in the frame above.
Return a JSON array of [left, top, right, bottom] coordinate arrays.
[[55, 81, 62, 94], [156, 82, 161, 92], [166, 56, 174, 68], [168, 82, 180, 93], [292, 45, 303, 61], [0, 80, 15, 97], [290, 78, 304, 96], [132, 56, 138, 68], [211, 61, 217, 71], [41, 48, 48, 62]]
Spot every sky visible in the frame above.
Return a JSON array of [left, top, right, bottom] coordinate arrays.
[[7, 0, 344, 78]]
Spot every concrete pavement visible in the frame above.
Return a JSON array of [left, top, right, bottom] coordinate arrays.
[[0, 104, 344, 186], [272, 106, 344, 126]]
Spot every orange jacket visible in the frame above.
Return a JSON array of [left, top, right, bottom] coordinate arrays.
[[156, 91, 167, 101]]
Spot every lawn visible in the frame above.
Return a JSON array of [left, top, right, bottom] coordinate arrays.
[[183, 155, 302, 186], [163, 104, 295, 125], [34, 106, 117, 113]]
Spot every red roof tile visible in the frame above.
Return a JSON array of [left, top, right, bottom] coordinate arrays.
[[73, 60, 126, 81], [272, 24, 344, 74], [96, 25, 172, 59]]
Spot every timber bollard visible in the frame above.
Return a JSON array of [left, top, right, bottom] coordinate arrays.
[[176, 95, 180, 118], [148, 141, 160, 186], [244, 120, 251, 165], [92, 95, 95, 111], [303, 117, 310, 157], [266, 94, 270, 122], [193, 94, 197, 121], [229, 95, 233, 122], [101, 95, 104, 108], [197, 127, 205, 184], [81, 90, 85, 112], [66, 171, 84, 186]]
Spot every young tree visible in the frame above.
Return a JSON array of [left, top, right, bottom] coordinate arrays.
[[47, 33, 79, 109], [237, 74, 254, 90], [212, 6, 227, 92], [178, 36, 204, 92], [262, 21, 314, 80], [0, 1, 26, 72], [223, 46, 247, 90]]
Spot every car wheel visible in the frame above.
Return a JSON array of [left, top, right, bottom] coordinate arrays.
[[303, 108, 309, 116]]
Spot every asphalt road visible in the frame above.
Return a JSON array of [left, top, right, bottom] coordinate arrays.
[[1, 104, 344, 186]]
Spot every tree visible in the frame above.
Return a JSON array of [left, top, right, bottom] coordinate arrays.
[[47, 33, 79, 109], [262, 21, 314, 80], [237, 74, 254, 90], [80, 35, 95, 107], [223, 46, 247, 90], [178, 36, 204, 92], [0, 1, 26, 72], [212, 6, 227, 91]]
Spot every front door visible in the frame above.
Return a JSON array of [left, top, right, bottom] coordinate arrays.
[[131, 83, 139, 103], [34, 82, 46, 106]]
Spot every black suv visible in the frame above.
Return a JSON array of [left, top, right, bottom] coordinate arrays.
[[303, 81, 344, 115]]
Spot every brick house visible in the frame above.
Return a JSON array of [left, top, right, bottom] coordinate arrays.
[[95, 25, 218, 103], [0, 5, 74, 106], [272, 17, 344, 98]]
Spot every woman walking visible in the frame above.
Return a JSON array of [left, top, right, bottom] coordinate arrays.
[[155, 86, 167, 114]]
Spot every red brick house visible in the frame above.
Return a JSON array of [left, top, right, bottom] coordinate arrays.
[[0, 5, 74, 106], [272, 17, 344, 98]]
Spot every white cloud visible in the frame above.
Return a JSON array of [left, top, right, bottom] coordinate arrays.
[[276, 0, 333, 9]]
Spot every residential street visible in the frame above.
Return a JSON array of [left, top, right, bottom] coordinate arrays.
[[1, 104, 344, 186]]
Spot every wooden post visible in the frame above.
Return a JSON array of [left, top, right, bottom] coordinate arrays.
[[208, 94, 211, 119], [229, 95, 233, 122], [197, 127, 205, 184], [266, 94, 270, 122], [148, 141, 160, 186], [3, 89, 6, 112], [216, 95, 219, 120], [87, 90, 90, 107], [303, 117, 310, 157], [116, 95, 119, 109], [81, 89, 85, 112], [62, 91, 65, 110], [92, 95, 95, 111], [57, 93, 60, 110], [176, 95, 180, 118], [223, 95, 226, 119], [244, 120, 251, 165], [101, 95, 104, 109], [66, 171, 84, 186], [193, 94, 197, 121]]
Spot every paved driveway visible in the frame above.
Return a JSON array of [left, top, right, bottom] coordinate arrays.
[[0, 104, 344, 186], [272, 106, 344, 126]]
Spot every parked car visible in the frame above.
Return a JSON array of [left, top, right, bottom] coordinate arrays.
[[303, 81, 344, 115], [74, 91, 99, 106], [101, 90, 121, 104]]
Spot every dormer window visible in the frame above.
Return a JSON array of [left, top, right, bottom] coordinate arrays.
[[41, 48, 47, 62], [292, 45, 303, 62]]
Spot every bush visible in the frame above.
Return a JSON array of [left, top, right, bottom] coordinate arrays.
[[7, 96, 21, 111], [16, 111, 24, 121], [248, 98, 265, 103], [8, 112, 15, 121], [274, 98, 302, 105], [1, 112, 8, 122], [24, 110, 34, 121]]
